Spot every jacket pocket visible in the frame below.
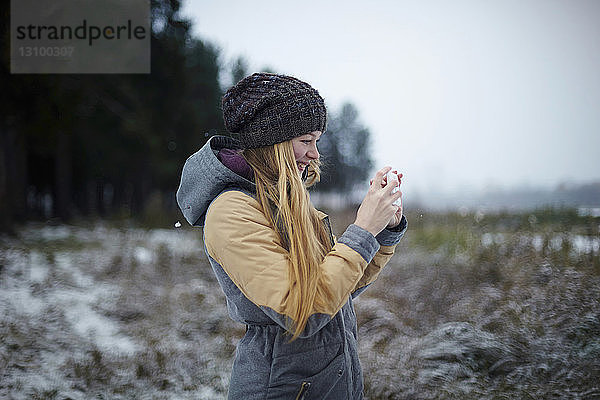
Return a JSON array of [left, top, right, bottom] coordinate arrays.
[[267, 349, 346, 400]]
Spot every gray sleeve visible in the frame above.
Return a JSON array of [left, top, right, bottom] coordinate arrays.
[[375, 215, 408, 246], [337, 223, 380, 263]]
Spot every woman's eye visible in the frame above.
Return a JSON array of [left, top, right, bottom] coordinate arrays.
[[302, 140, 311, 144]]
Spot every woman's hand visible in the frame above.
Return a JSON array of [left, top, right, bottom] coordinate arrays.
[[354, 167, 403, 237]]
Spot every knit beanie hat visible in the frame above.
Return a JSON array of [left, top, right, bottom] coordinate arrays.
[[222, 72, 327, 149]]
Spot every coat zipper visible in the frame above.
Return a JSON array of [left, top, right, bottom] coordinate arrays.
[[295, 381, 311, 400], [323, 216, 335, 247]]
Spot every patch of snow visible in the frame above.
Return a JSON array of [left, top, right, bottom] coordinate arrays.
[[532, 235, 544, 252], [51, 287, 140, 354], [577, 207, 600, 218], [1, 287, 45, 315], [39, 225, 71, 241], [29, 251, 49, 283], [571, 235, 600, 254], [146, 229, 202, 255], [481, 233, 493, 247], [134, 246, 154, 264], [550, 236, 563, 251], [55, 253, 95, 287], [197, 385, 224, 400]]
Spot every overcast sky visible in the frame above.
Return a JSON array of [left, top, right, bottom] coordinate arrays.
[[180, 0, 600, 197]]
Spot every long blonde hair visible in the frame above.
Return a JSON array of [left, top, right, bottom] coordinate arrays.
[[243, 140, 334, 341]]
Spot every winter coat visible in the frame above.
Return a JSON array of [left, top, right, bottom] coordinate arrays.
[[177, 135, 407, 399]]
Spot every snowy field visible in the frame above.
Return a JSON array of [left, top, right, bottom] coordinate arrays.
[[1, 209, 599, 399]]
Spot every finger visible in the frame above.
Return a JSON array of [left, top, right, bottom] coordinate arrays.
[[374, 166, 392, 182], [388, 171, 401, 185], [395, 200, 403, 214], [384, 177, 400, 194], [391, 190, 403, 201], [381, 174, 400, 189]]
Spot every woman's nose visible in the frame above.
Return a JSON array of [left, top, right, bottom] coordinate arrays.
[[307, 143, 319, 159]]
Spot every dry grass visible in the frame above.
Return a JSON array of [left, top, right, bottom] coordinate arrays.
[[1, 208, 599, 399], [357, 209, 600, 399]]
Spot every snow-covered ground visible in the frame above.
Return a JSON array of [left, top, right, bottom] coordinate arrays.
[[1, 222, 236, 399], [1, 215, 599, 399]]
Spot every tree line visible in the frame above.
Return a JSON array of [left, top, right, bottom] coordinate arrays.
[[0, 0, 373, 231]]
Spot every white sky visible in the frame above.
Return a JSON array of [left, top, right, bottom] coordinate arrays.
[[180, 0, 600, 196]]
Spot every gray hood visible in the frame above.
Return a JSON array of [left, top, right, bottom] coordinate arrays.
[[176, 135, 255, 227]]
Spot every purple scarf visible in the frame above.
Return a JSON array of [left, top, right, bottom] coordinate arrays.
[[217, 149, 254, 181]]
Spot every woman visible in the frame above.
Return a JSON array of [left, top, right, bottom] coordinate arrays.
[[177, 72, 407, 399]]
